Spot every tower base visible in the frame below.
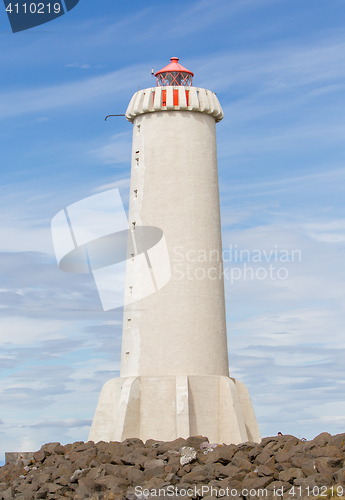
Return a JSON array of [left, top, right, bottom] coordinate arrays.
[[88, 376, 261, 445]]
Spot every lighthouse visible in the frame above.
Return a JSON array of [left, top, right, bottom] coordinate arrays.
[[89, 58, 261, 444]]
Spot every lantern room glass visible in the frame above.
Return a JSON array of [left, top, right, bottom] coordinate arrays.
[[156, 71, 193, 87]]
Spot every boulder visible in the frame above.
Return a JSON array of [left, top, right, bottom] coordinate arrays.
[[278, 467, 305, 483], [256, 465, 274, 477], [308, 446, 342, 459], [290, 454, 306, 468], [255, 451, 273, 465], [333, 467, 345, 485], [275, 451, 292, 464], [231, 455, 254, 472], [205, 446, 237, 465]]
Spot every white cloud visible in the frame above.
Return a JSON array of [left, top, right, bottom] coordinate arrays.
[[27, 418, 92, 428], [66, 63, 91, 69], [0, 317, 68, 346], [304, 220, 345, 243], [196, 38, 345, 94], [0, 65, 146, 120], [94, 178, 131, 193], [90, 132, 132, 166]]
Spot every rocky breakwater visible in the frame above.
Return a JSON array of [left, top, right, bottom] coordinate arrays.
[[0, 432, 345, 500]]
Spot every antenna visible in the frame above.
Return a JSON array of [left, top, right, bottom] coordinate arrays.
[[105, 114, 126, 121]]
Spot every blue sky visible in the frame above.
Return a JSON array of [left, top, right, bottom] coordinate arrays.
[[1, 0, 345, 460]]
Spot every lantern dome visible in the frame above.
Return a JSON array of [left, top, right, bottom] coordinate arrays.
[[155, 57, 194, 86]]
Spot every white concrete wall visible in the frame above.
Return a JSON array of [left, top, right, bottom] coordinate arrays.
[[88, 86, 262, 445], [88, 374, 262, 444], [120, 106, 229, 378]]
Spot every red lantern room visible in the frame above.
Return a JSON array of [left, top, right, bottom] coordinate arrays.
[[155, 57, 194, 86]]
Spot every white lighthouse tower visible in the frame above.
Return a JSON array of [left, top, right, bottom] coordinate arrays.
[[89, 58, 261, 444]]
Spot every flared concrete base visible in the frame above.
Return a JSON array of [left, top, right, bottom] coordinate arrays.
[[88, 375, 261, 445]]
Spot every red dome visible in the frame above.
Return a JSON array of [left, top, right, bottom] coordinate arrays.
[[155, 57, 194, 86]]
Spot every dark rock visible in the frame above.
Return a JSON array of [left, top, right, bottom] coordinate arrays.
[[281, 436, 300, 451], [255, 451, 273, 465], [167, 455, 180, 469], [142, 476, 169, 490], [74, 477, 97, 499], [145, 439, 163, 448], [309, 432, 332, 448], [278, 467, 305, 483], [333, 466, 345, 484], [95, 475, 125, 492], [293, 475, 318, 491], [315, 456, 343, 470], [128, 468, 145, 486], [143, 458, 166, 469], [90, 458, 102, 468], [308, 445, 343, 459], [260, 437, 280, 447], [205, 445, 237, 465], [40, 443, 61, 456], [237, 442, 258, 453], [51, 464, 74, 481], [215, 477, 243, 491], [16, 482, 38, 495], [266, 480, 291, 494], [71, 441, 84, 449], [180, 469, 209, 484], [275, 462, 291, 472], [97, 450, 113, 464], [242, 475, 274, 490], [53, 445, 67, 455], [0, 465, 15, 483], [212, 463, 243, 479], [275, 450, 292, 464], [248, 447, 261, 460], [73, 442, 94, 453], [122, 438, 145, 448], [33, 450, 47, 463], [74, 448, 98, 469], [32, 471, 52, 488], [264, 456, 276, 471], [290, 453, 305, 468], [186, 436, 209, 448], [295, 472, 333, 488], [143, 464, 166, 479], [43, 454, 65, 468], [330, 433, 345, 449], [231, 455, 254, 471], [35, 485, 49, 499], [121, 451, 147, 467], [155, 438, 187, 454], [262, 440, 282, 453], [256, 465, 274, 477], [301, 459, 317, 477]]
